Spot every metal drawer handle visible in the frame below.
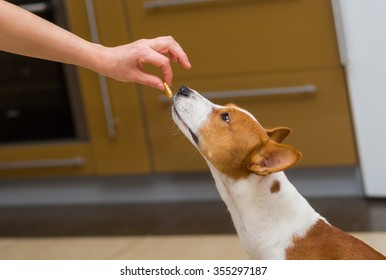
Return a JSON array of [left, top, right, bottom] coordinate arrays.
[[85, 0, 117, 139], [201, 85, 317, 99], [144, 0, 219, 9], [0, 158, 85, 170], [160, 85, 317, 102], [19, 2, 52, 14]]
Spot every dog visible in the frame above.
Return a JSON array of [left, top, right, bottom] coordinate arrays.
[[172, 85, 386, 260]]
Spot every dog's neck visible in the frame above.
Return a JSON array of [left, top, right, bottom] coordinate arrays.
[[207, 163, 321, 259]]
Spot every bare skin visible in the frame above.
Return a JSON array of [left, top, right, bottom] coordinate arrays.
[[0, 0, 191, 90]]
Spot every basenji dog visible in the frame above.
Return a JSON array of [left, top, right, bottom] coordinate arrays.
[[172, 85, 386, 260]]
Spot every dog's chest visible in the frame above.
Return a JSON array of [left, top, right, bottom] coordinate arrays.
[[229, 203, 293, 259], [209, 168, 320, 259], [227, 194, 304, 260]]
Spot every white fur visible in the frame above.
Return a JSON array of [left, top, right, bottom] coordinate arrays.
[[172, 89, 219, 147], [207, 162, 321, 259]]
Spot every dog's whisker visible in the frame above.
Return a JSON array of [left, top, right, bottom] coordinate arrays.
[[181, 149, 200, 167]]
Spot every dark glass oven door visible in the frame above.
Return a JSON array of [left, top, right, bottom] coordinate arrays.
[[0, 0, 86, 144]]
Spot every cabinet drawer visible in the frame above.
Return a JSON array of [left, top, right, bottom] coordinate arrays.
[[141, 68, 357, 172], [0, 142, 94, 178], [125, 0, 341, 77]]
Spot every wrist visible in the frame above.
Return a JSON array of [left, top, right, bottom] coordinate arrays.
[[86, 43, 110, 75]]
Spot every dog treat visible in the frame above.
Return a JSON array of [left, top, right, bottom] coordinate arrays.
[[163, 82, 173, 99]]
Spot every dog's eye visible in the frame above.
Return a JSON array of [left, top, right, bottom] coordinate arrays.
[[221, 112, 230, 123]]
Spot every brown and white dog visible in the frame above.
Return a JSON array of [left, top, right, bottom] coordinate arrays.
[[172, 85, 386, 260]]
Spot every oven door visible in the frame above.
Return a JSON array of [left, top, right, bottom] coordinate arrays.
[[0, 0, 86, 144]]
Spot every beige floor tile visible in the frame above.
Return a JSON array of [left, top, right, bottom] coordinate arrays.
[[351, 232, 386, 255], [0, 239, 16, 251], [113, 235, 248, 260], [0, 232, 384, 260], [0, 236, 141, 260]]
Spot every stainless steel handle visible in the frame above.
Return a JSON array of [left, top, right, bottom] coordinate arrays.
[[144, 0, 219, 9], [0, 158, 84, 170], [160, 85, 317, 102], [19, 2, 52, 13], [201, 85, 317, 99], [85, 0, 117, 139]]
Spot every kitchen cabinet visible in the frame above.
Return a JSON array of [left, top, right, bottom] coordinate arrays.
[[65, 0, 151, 175], [0, 143, 94, 177], [0, 0, 357, 178], [0, 0, 151, 177], [125, 0, 341, 76], [142, 68, 356, 172], [128, 0, 357, 171]]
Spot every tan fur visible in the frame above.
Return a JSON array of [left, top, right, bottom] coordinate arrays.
[[266, 127, 292, 143], [199, 107, 267, 179], [247, 140, 302, 176], [286, 219, 386, 260], [270, 180, 281, 194], [199, 106, 301, 179]]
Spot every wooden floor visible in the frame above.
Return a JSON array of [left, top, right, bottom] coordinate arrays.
[[0, 197, 385, 259]]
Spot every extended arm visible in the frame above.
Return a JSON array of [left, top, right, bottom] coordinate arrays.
[[0, 0, 191, 89]]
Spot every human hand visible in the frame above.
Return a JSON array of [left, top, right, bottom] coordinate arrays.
[[0, 1, 189, 90], [95, 36, 191, 90]]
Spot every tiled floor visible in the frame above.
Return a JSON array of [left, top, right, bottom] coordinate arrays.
[[1, 233, 385, 260], [0, 198, 385, 259]]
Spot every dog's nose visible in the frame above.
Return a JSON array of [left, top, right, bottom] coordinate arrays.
[[177, 85, 191, 97]]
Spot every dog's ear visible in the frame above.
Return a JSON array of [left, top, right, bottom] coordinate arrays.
[[265, 127, 292, 143], [248, 140, 301, 176], [224, 103, 239, 108]]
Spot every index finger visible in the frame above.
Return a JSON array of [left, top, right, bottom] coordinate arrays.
[[141, 49, 174, 86], [149, 36, 191, 69]]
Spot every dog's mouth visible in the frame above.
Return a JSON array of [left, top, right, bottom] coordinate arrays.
[[172, 106, 199, 145]]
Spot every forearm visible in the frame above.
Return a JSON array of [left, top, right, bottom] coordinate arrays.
[[0, 1, 191, 88], [0, 0, 101, 72]]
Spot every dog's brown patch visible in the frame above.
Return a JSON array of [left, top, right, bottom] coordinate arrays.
[[199, 106, 266, 179], [285, 219, 386, 260], [270, 180, 281, 193]]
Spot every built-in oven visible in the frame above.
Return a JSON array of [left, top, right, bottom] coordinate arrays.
[[0, 0, 87, 144]]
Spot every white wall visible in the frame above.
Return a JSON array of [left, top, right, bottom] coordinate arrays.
[[333, 0, 386, 197]]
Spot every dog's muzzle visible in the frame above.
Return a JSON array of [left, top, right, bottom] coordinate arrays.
[[172, 85, 200, 145]]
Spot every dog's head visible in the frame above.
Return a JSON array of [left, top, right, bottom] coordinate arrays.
[[172, 86, 301, 179]]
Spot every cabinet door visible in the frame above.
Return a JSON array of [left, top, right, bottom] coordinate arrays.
[[66, 0, 151, 175], [125, 0, 341, 77], [141, 68, 357, 172], [0, 143, 94, 178]]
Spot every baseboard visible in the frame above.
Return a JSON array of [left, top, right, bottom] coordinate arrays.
[[0, 166, 362, 207]]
